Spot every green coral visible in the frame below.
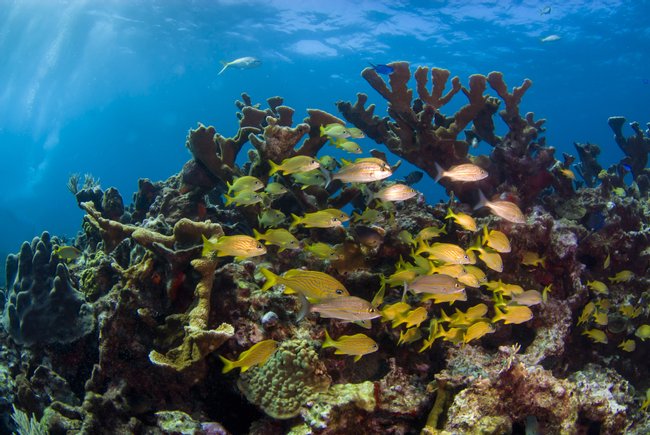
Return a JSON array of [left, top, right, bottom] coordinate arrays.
[[237, 339, 331, 419]]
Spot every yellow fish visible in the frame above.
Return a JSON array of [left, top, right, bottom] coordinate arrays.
[[260, 268, 349, 301], [290, 211, 343, 229], [331, 138, 363, 154], [635, 324, 650, 341], [318, 155, 339, 171], [592, 310, 608, 326], [482, 227, 511, 253], [542, 284, 552, 303], [492, 305, 533, 324], [416, 225, 447, 241], [434, 162, 488, 182], [352, 208, 381, 224], [619, 304, 643, 319], [456, 271, 480, 288], [219, 339, 278, 373], [398, 327, 423, 346], [320, 123, 350, 139], [374, 184, 418, 202], [321, 208, 351, 222], [521, 251, 546, 268], [305, 242, 342, 260], [420, 290, 467, 305], [253, 228, 300, 252], [332, 161, 393, 183], [257, 208, 286, 228], [618, 339, 636, 352], [264, 182, 289, 196], [202, 234, 267, 260], [577, 302, 596, 326], [609, 270, 634, 283], [322, 330, 378, 362], [392, 306, 428, 329], [477, 249, 503, 273], [416, 241, 472, 264], [346, 127, 365, 138], [582, 328, 608, 344], [475, 191, 526, 224], [463, 265, 487, 284], [463, 321, 494, 343], [52, 245, 82, 262], [445, 208, 478, 232], [226, 175, 264, 194], [603, 252, 611, 269], [586, 280, 609, 295], [292, 169, 328, 189], [269, 155, 320, 175], [397, 230, 417, 247], [558, 168, 575, 180], [224, 190, 265, 207], [380, 301, 412, 322]]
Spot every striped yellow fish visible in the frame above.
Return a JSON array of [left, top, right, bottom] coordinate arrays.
[[322, 330, 378, 362], [434, 162, 488, 182], [475, 191, 526, 224], [202, 234, 267, 259], [332, 161, 392, 183], [260, 268, 349, 301], [218, 339, 278, 373]]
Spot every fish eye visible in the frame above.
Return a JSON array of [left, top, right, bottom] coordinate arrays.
[[257, 243, 264, 249], [333, 218, 340, 223], [369, 307, 376, 313], [455, 283, 461, 288], [335, 289, 344, 295], [372, 344, 378, 349]]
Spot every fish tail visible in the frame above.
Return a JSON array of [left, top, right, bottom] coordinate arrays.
[[444, 207, 455, 220], [268, 160, 281, 175], [259, 267, 279, 291], [226, 180, 234, 194], [201, 234, 217, 257], [218, 355, 236, 373], [482, 226, 489, 244], [224, 194, 234, 207], [434, 162, 444, 182], [253, 228, 263, 240], [296, 292, 310, 322], [319, 124, 326, 137], [474, 190, 488, 211], [323, 168, 332, 190], [289, 214, 301, 230], [217, 61, 229, 76], [492, 306, 506, 323], [322, 329, 335, 348]]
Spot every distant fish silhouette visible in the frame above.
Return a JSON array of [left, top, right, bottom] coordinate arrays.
[[539, 6, 551, 15], [399, 170, 424, 186], [218, 57, 261, 75], [540, 34, 561, 43], [368, 62, 394, 75]]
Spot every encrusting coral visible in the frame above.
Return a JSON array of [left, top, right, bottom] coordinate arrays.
[[1, 61, 650, 434]]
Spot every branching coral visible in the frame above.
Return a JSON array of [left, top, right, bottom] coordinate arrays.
[[337, 61, 553, 207], [608, 116, 650, 180]]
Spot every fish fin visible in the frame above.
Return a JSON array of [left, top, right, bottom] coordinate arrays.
[[226, 180, 234, 194], [239, 365, 250, 373], [253, 228, 263, 240], [353, 354, 362, 362], [474, 190, 488, 211], [217, 61, 229, 75], [319, 124, 326, 137], [296, 292, 310, 322], [201, 234, 216, 257], [492, 305, 505, 323], [289, 214, 301, 230], [259, 267, 278, 291], [434, 162, 444, 182], [224, 194, 234, 207], [218, 355, 236, 373], [444, 208, 455, 220], [322, 329, 335, 348], [268, 160, 281, 175]]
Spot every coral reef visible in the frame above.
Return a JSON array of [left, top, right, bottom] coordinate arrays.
[[2, 232, 95, 345], [1, 62, 650, 434]]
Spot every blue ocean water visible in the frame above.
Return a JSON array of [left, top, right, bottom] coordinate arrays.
[[1, 0, 648, 281]]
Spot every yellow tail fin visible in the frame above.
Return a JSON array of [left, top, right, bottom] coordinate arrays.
[[268, 160, 281, 175], [259, 267, 278, 291], [218, 355, 236, 373]]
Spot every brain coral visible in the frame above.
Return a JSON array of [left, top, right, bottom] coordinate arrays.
[[237, 339, 331, 419]]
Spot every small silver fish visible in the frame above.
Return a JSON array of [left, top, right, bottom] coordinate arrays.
[[540, 34, 561, 43], [218, 57, 261, 75], [310, 296, 381, 322]]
